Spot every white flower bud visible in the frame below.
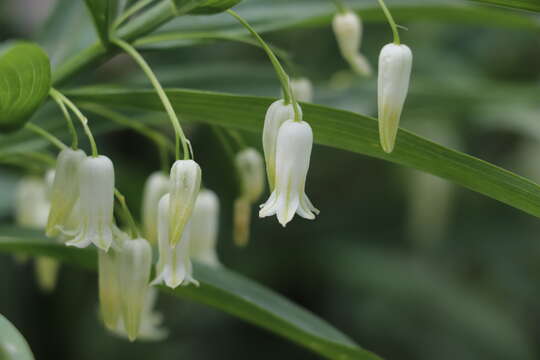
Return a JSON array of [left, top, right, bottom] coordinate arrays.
[[154, 194, 198, 289], [233, 197, 251, 247], [378, 43, 413, 153], [66, 155, 115, 251], [111, 288, 167, 341], [235, 148, 265, 203], [169, 160, 201, 247], [141, 172, 169, 244], [259, 120, 319, 227], [262, 99, 301, 190], [118, 237, 152, 342], [290, 77, 314, 103], [34, 256, 59, 293], [15, 176, 50, 229], [98, 245, 123, 331], [349, 53, 372, 77], [333, 11, 362, 59], [46, 148, 86, 237], [189, 189, 220, 267]]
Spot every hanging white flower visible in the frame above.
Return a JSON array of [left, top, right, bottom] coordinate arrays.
[[66, 155, 115, 251], [46, 148, 86, 237], [233, 197, 251, 247], [262, 99, 301, 190], [15, 176, 50, 229], [154, 194, 198, 289], [141, 171, 169, 245], [235, 148, 265, 203], [189, 189, 220, 267], [332, 10, 371, 76], [290, 77, 314, 103], [98, 238, 124, 331], [377, 43, 413, 153], [169, 160, 201, 247], [118, 236, 152, 342], [259, 119, 319, 226]]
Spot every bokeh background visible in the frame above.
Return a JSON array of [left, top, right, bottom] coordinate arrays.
[[1, 0, 540, 359]]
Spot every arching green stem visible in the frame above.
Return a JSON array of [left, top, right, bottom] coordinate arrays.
[[112, 37, 190, 160], [25, 123, 67, 151], [49, 89, 78, 149], [114, 189, 140, 238], [377, 0, 400, 44], [112, 0, 156, 29], [50, 88, 99, 157], [332, 0, 348, 13]]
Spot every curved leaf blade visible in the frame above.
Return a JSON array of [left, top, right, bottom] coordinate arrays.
[[0, 42, 51, 133], [84, 0, 118, 44], [67, 87, 540, 218], [0, 229, 381, 360], [0, 314, 35, 360], [470, 0, 540, 12]]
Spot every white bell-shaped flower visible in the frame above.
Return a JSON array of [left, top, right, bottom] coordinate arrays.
[[378, 43, 413, 153], [189, 189, 220, 267], [142, 171, 169, 245], [290, 77, 314, 103], [235, 148, 265, 203], [233, 197, 251, 247], [15, 176, 50, 229], [118, 237, 152, 342], [169, 160, 201, 247], [259, 119, 319, 226], [154, 194, 198, 289], [46, 148, 86, 237], [98, 244, 123, 331], [111, 287, 168, 342], [262, 99, 301, 190], [66, 155, 115, 251]]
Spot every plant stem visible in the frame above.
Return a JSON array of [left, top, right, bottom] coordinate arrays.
[[49, 89, 78, 149], [112, 37, 190, 160], [50, 88, 99, 157], [25, 123, 67, 151], [112, 0, 156, 29], [227, 9, 301, 122], [332, 0, 348, 13], [377, 0, 400, 44], [114, 189, 140, 238]]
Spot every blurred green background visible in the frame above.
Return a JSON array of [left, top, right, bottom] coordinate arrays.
[[1, 0, 540, 359]]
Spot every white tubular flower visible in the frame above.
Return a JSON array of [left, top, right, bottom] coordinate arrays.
[[46, 148, 86, 237], [333, 11, 361, 60], [34, 256, 59, 293], [377, 43, 413, 153], [112, 288, 168, 342], [169, 160, 201, 247], [118, 237, 152, 342], [262, 99, 301, 190], [66, 155, 115, 251], [350, 53, 372, 77], [189, 190, 220, 267], [154, 194, 198, 289], [98, 246, 122, 331], [290, 77, 314, 103], [259, 120, 319, 227], [15, 176, 50, 229], [233, 197, 251, 247], [142, 172, 169, 245], [235, 148, 265, 203]]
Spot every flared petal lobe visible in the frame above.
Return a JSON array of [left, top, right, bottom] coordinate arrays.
[[259, 120, 318, 227], [168, 160, 201, 247], [378, 43, 413, 153]]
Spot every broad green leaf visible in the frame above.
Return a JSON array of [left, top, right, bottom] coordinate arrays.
[[0, 314, 35, 360], [0, 229, 381, 360], [470, 0, 540, 12], [0, 42, 51, 133], [85, 0, 118, 44], [66, 87, 540, 218], [171, 0, 242, 14], [138, 0, 540, 49]]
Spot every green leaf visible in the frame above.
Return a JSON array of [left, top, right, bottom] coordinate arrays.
[[66, 87, 540, 218], [0, 314, 35, 360], [172, 0, 242, 14], [85, 0, 118, 44], [0, 42, 51, 133], [470, 0, 540, 12], [0, 228, 381, 360]]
